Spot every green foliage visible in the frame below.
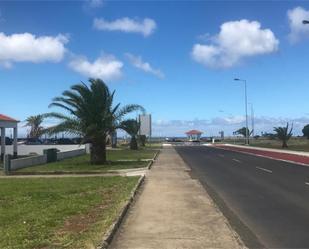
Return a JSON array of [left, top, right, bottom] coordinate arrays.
[[24, 114, 46, 139], [45, 79, 144, 164], [120, 119, 140, 150], [138, 135, 147, 146], [273, 123, 293, 148], [302, 124, 309, 139], [234, 127, 251, 137]]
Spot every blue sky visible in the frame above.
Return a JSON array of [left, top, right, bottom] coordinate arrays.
[[1, 0, 309, 137]]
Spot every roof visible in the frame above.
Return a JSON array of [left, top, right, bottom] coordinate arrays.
[[0, 114, 18, 122], [185, 129, 203, 135]]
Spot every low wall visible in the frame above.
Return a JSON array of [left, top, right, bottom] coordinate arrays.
[[10, 154, 47, 171], [6, 148, 86, 172], [57, 148, 86, 160], [1, 144, 87, 156]]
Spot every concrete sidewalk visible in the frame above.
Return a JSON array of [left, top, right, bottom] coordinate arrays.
[[109, 147, 245, 249]]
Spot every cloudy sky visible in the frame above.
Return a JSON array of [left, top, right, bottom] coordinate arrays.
[[1, 1, 309, 137]]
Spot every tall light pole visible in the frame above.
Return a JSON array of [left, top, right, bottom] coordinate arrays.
[[249, 103, 254, 138], [234, 78, 249, 145]]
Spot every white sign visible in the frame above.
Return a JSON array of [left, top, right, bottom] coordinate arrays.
[[139, 114, 152, 137]]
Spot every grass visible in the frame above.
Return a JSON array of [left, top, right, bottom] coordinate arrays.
[[0, 176, 139, 249], [224, 137, 309, 152], [16, 148, 158, 173], [106, 148, 158, 161]]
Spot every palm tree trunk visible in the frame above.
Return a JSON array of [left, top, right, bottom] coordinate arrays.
[[282, 140, 288, 148], [90, 139, 106, 164], [130, 135, 138, 150], [111, 131, 117, 148]]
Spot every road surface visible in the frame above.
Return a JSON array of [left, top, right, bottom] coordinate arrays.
[[175, 145, 309, 249]]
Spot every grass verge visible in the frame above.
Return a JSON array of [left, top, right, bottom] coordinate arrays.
[[16, 149, 158, 173], [223, 138, 309, 152], [0, 176, 139, 249]]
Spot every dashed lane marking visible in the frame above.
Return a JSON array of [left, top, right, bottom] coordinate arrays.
[[256, 166, 272, 174]]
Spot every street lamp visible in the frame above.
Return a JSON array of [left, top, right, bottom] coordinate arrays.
[[249, 102, 254, 138], [303, 20, 309, 24], [234, 78, 249, 145]]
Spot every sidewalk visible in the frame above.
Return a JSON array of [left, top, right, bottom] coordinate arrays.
[[109, 147, 245, 249], [212, 143, 309, 166]]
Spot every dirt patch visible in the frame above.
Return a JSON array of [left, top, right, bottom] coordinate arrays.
[[50, 190, 116, 248]]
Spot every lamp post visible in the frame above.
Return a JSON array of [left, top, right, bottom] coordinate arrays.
[[234, 78, 249, 145], [249, 103, 255, 138]]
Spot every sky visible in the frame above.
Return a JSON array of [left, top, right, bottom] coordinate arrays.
[[1, 0, 309, 137]]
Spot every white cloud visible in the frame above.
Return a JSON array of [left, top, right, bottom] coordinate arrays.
[[0, 33, 68, 67], [125, 53, 164, 79], [191, 19, 279, 68], [93, 17, 156, 37], [69, 54, 123, 81], [88, 0, 104, 8], [288, 6, 309, 43]]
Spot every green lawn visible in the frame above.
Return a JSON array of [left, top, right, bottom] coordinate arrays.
[[16, 149, 158, 173], [224, 137, 309, 152], [0, 176, 139, 249], [107, 148, 158, 161]]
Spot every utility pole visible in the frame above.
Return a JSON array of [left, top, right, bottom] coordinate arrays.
[[249, 103, 255, 138], [234, 78, 249, 145]]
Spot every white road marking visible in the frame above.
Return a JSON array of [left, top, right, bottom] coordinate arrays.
[[219, 154, 225, 157], [232, 159, 241, 163], [256, 166, 272, 174], [305, 182, 309, 186]]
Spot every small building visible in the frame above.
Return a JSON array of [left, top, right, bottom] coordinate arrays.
[[0, 114, 19, 160], [185, 130, 203, 141]]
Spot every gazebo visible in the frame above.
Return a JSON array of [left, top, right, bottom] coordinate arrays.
[[0, 114, 19, 160], [185, 130, 203, 141]]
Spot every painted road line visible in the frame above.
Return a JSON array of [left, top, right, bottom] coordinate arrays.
[[232, 159, 241, 163], [219, 154, 225, 157], [305, 182, 309, 186], [256, 166, 273, 174]]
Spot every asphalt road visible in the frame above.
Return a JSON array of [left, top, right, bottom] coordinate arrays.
[[175, 145, 309, 249]]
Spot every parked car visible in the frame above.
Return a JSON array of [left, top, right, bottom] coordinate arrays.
[[55, 138, 76, 145], [25, 138, 42, 145], [0, 136, 13, 145]]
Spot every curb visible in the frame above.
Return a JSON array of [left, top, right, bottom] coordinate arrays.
[[147, 150, 160, 170], [98, 174, 145, 249]]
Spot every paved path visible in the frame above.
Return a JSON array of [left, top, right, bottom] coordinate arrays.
[[176, 145, 309, 248], [109, 147, 245, 249]]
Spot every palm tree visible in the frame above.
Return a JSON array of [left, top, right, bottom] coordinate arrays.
[[120, 119, 140, 150], [273, 123, 293, 148], [45, 78, 144, 164], [110, 105, 145, 148], [24, 115, 46, 139]]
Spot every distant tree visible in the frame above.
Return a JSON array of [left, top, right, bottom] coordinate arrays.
[[235, 127, 252, 137], [273, 123, 293, 148], [120, 119, 140, 150], [261, 132, 276, 140], [302, 124, 309, 139], [24, 115, 46, 139], [138, 135, 147, 146]]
